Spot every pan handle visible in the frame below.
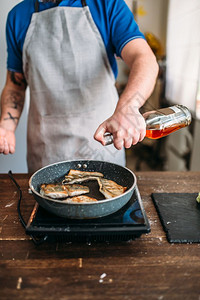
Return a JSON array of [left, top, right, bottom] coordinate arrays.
[[8, 171, 48, 246]]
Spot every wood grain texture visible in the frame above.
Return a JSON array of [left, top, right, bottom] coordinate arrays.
[[0, 172, 200, 299]]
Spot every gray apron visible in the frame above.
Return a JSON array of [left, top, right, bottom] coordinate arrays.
[[23, 0, 125, 173]]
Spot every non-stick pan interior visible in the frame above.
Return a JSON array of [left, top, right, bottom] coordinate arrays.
[[30, 160, 135, 196]]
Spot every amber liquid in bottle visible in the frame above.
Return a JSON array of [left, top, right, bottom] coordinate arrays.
[[146, 123, 186, 139], [144, 105, 192, 140]]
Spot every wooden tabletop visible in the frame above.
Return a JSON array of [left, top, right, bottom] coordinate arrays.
[[0, 172, 200, 300]]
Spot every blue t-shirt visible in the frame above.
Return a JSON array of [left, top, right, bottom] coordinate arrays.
[[6, 0, 144, 78]]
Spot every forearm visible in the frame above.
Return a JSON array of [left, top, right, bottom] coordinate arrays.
[[0, 87, 25, 131], [0, 71, 26, 154], [115, 40, 159, 113], [0, 71, 26, 132]]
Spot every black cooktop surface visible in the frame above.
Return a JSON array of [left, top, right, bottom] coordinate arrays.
[[26, 186, 150, 243]]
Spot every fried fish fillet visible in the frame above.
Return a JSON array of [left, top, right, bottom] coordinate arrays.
[[40, 184, 68, 199], [97, 178, 127, 199], [63, 195, 98, 203], [64, 184, 89, 197], [40, 183, 89, 199], [63, 169, 104, 184]]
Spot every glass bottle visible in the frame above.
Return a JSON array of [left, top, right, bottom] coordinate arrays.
[[144, 105, 192, 139]]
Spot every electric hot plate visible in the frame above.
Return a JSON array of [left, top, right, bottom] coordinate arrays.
[[26, 186, 150, 243]]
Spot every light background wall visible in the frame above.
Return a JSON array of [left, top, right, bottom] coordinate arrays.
[[131, 0, 168, 51], [165, 0, 200, 114], [117, 0, 168, 85], [165, 0, 200, 171], [0, 0, 29, 173]]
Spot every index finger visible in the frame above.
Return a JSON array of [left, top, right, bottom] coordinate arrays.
[[94, 124, 107, 145]]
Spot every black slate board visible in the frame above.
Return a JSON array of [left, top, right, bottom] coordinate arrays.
[[151, 193, 200, 243]]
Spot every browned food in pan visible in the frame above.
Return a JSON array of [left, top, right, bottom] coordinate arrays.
[[40, 184, 68, 199], [64, 184, 89, 196], [63, 169, 104, 184], [97, 178, 127, 199], [63, 195, 98, 203], [40, 169, 127, 202], [40, 183, 89, 199]]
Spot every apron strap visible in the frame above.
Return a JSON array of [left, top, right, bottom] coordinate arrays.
[[35, 0, 39, 13], [81, 0, 87, 7], [35, 0, 87, 12]]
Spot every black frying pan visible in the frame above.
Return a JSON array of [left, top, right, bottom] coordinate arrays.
[[29, 159, 136, 219]]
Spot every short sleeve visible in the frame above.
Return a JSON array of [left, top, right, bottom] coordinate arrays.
[[6, 10, 23, 73], [108, 0, 145, 57]]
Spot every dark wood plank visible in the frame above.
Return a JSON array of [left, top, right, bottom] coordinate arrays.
[[1, 240, 200, 299], [1, 264, 199, 300], [1, 172, 200, 299]]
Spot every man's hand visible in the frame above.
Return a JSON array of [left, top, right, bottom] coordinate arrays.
[[94, 105, 146, 150], [0, 126, 15, 154]]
